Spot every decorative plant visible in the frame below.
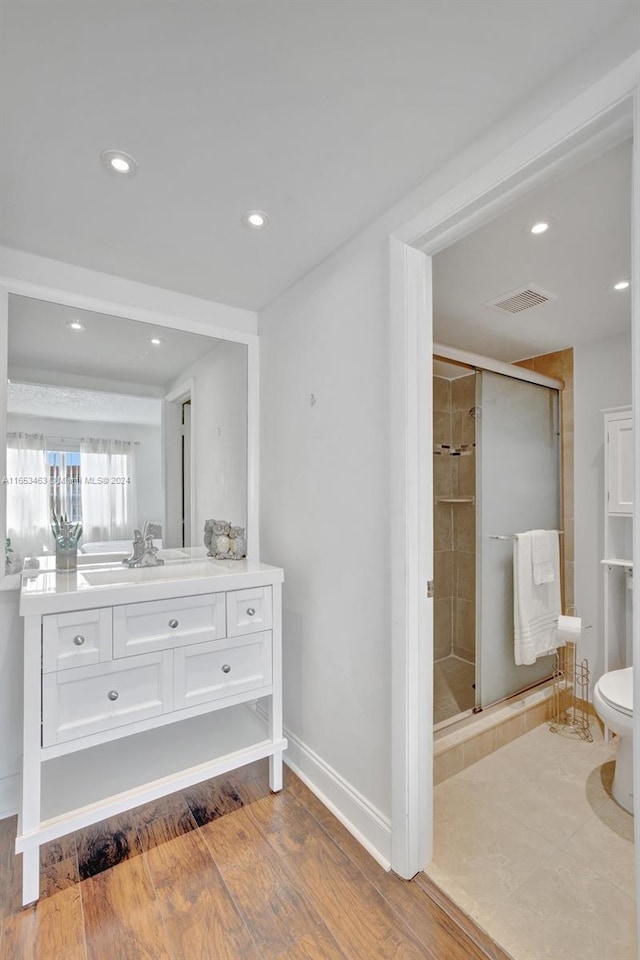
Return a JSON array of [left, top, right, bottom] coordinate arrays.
[[51, 511, 83, 545]]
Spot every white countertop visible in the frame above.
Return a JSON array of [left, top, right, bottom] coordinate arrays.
[[19, 551, 284, 616]]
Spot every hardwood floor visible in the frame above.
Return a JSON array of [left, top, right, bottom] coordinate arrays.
[[0, 762, 509, 960]]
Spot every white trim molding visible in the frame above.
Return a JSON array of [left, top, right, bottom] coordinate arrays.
[[283, 728, 392, 870], [398, 51, 640, 252], [0, 246, 257, 340], [389, 236, 432, 878], [253, 702, 391, 867]]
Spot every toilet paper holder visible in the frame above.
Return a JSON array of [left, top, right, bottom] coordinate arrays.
[[549, 620, 593, 742]]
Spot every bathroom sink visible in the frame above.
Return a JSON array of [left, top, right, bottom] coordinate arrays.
[[81, 561, 223, 587]]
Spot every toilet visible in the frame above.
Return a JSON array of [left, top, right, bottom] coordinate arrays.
[[593, 666, 633, 814]]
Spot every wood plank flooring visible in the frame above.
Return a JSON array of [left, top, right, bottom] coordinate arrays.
[[0, 762, 509, 960]]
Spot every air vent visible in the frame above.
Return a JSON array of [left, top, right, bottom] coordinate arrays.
[[485, 284, 557, 315]]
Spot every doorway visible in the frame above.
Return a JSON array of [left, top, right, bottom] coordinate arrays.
[[388, 75, 638, 889]]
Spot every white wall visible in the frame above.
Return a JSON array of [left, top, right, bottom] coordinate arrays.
[[574, 331, 632, 687], [168, 340, 248, 546], [260, 240, 392, 838], [6, 414, 163, 530], [259, 47, 639, 860]]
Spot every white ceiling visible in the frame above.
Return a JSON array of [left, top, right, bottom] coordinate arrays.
[[7, 382, 161, 425], [8, 295, 228, 389], [0, 1, 635, 311], [432, 138, 632, 362]]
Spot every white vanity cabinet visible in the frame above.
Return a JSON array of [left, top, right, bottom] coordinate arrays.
[[17, 559, 285, 905]]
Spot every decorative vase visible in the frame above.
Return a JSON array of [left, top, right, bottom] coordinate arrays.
[[51, 513, 83, 574], [55, 535, 79, 573]]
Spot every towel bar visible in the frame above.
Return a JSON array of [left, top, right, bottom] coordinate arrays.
[[489, 531, 564, 540]]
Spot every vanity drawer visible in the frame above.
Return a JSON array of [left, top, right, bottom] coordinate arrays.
[[113, 593, 226, 658], [226, 587, 272, 637], [42, 608, 113, 674], [42, 652, 172, 746], [174, 632, 272, 709]]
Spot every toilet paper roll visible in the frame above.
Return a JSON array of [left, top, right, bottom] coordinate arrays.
[[557, 614, 582, 645]]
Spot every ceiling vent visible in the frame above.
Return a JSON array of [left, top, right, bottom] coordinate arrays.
[[485, 284, 557, 315]]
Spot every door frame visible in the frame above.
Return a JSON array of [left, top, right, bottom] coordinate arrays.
[[163, 378, 195, 549], [388, 54, 640, 886]]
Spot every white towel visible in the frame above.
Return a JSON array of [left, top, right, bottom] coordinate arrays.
[[513, 531, 561, 665], [530, 529, 556, 585]]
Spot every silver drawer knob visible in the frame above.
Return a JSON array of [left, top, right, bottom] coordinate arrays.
[[246, 607, 256, 617], [222, 664, 231, 674], [73, 635, 85, 646], [107, 690, 119, 701], [169, 619, 179, 629]]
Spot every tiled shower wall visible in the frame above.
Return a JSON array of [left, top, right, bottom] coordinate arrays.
[[433, 374, 476, 664]]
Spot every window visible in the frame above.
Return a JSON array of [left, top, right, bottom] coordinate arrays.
[[47, 449, 82, 522]]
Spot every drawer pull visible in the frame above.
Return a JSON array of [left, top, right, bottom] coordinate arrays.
[[246, 607, 256, 617], [107, 690, 119, 701], [222, 664, 231, 674], [169, 619, 179, 629], [73, 635, 85, 646]]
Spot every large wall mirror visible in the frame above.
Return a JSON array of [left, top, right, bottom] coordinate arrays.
[[5, 294, 248, 571]]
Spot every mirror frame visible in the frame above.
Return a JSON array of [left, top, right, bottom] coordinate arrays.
[[0, 272, 259, 585]]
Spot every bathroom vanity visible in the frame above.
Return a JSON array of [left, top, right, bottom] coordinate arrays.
[[16, 555, 285, 905]]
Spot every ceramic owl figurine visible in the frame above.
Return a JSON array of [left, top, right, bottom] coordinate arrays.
[[204, 519, 232, 558], [203, 519, 216, 554], [228, 526, 247, 559]]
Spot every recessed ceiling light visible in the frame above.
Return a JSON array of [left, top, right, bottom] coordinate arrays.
[[613, 280, 630, 291], [242, 209, 270, 229], [66, 320, 85, 331], [530, 221, 550, 235], [99, 149, 138, 177], [149, 337, 163, 345]]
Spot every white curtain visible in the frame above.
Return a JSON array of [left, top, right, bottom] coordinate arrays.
[[80, 438, 137, 542], [6, 432, 50, 562]]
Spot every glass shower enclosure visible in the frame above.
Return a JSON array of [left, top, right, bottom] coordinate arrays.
[[475, 370, 560, 709], [432, 362, 560, 725]]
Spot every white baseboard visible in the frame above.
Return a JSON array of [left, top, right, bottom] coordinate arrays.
[[255, 707, 391, 869], [0, 774, 19, 819]]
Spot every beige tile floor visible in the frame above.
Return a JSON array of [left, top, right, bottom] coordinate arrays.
[[426, 722, 636, 960], [434, 655, 476, 723]]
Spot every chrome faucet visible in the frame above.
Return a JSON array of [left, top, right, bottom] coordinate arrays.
[[123, 530, 164, 568]]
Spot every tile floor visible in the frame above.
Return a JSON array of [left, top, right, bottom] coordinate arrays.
[[434, 654, 476, 723], [426, 721, 636, 960]]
